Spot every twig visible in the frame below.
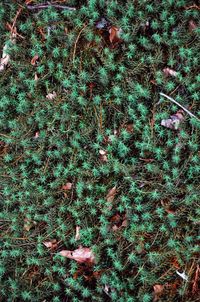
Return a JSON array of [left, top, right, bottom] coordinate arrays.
[[11, 7, 23, 34], [26, 2, 76, 11], [159, 92, 200, 122], [185, 4, 200, 10], [72, 23, 87, 63]]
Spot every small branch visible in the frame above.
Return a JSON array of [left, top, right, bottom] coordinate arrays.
[[159, 92, 200, 122], [185, 4, 200, 10], [26, 2, 76, 11], [72, 23, 87, 63]]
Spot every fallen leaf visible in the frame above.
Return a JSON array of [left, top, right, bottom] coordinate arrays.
[[165, 209, 176, 214], [125, 123, 134, 133], [34, 73, 39, 81], [34, 131, 39, 139], [150, 79, 157, 85], [103, 284, 115, 296], [0, 32, 16, 72], [46, 91, 57, 100], [153, 284, 164, 301], [75, 226, 81, 241], [161, 110, 184, 130], [99, 149, 108, 162], [121, 219, 127, 227], [62, 182, 72, 190], [176, 270, 188, 281], [59, 246, 95, 264], [109, 26, 123, 44], [192, 265, 200, 294], [106, 186, 117, 203], [43, 239, 57, 249], [31, 54, 39, 66], [163, 67, 177, 77], [112, 225, 119, 231], [189, 20, 197, 31], [24, 218, 36, 232]]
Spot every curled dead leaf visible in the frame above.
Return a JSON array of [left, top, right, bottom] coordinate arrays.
[[0, 33, 16, 72], [62, 182, 72, 190], [24, 218, 37, 232], [125, 123, 134, 133], [34, 131, 39, 139], [109, 26, 123, 44], [189, 20, 197, 31], [163, 67, 177, 77], [99, 149, 108, 162], [192, 265, 200, 294], [31, 54, 39, 66], [34, 73, 39, 81], [46, 91, 57, 100], [161, 110, 184, 130], [59, 246, 95, 264], [106, 186, 117, 203], [43, 239, 57, 249], [153, 284, 164, 301]]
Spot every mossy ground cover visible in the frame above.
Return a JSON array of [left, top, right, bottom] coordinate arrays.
[[0, 1, 200, 301]]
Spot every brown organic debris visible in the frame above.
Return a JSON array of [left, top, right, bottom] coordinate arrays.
[[109, 26, 123, 44], [75, 226, 81, 241], [46, 91, 57, 100], [189, 20, 197, 31], [24, 218, 37, 232], [161, 110, 184, 130], [31, 54, 39, 66], [163, 67, 177, 77], [192, 265, 200, 295], [153, 284, 164, 301], [0, 32, 16, 72], [62, 182, 72, 190], [99, 149, 108, 162], [106, 186, 117, 210], [43, 239, 58, 249], [59, 246, 95, 264]]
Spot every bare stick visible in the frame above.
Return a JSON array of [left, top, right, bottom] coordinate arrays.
[[159, 92, 200, 122], [27, 2, 76, 11], [72, 23, 87, 63]]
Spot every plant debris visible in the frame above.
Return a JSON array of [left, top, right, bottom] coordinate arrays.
[[161, 110, 184, 130], [59, 246, 95, 264]]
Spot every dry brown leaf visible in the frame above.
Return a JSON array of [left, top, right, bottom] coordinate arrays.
[[46, 91, 57, 100], [189, 20, 197, 31], [109, 26, 123, 44], [163, 67, 177, 77], [62, 182, 72, 190], [121, 219, 128, 227], [161, 110, 184, 130], [59, 246, 95, 264], [112, 225, 119, 231], [99, 149, 108, 162], [43, 239, 57, 249], [75, 226, 81, 241], [24, 218, 36, 232], [192, 265, 200, 294], [0, 33, 16, 72], [34, 73, 39, 81], [34, 131, 39, 139], [31, 54, 39, 66], [153, 284, 164, 301], [125, 123, 134, 133], [106, 186, 117, 203]]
